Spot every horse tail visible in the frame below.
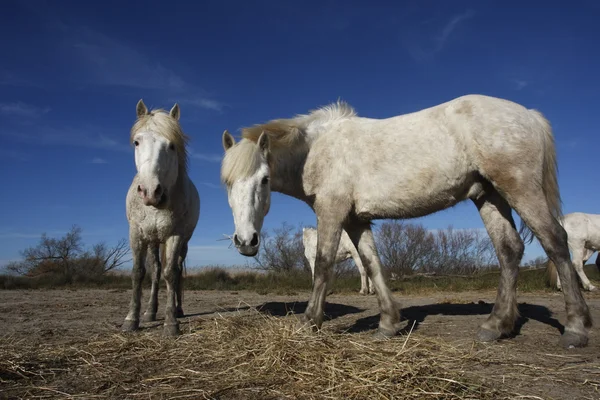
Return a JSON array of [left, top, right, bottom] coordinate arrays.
[[520, 110, 563, 243], [160, 243, 166, 271], [546, 259, 559, 289]]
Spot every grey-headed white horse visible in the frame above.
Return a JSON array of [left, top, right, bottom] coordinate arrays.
[[221, 94, 591, 348], [122, 100, 200, 336], [303, 227, 374, 295], [548, 212, 600, 291]]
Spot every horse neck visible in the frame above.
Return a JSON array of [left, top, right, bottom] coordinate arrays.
[[270, 138, 314, 207]]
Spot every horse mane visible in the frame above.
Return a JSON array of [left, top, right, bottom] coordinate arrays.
[[131, 109, 189, 174], [221, 101, 356, 185], [241, 100, 356, 147]]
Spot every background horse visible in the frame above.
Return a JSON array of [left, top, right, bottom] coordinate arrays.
[[303, 227, 374, 295], [547, 212, 600, 291], [123, 100, 200, 336], [221, 94, 591, 348]]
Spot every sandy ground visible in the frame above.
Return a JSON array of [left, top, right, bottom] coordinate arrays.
[[1, 288, 599, 399]]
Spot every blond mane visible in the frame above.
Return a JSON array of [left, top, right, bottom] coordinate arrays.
[[221, 101, 356, 185], [131, 109, 189, 173]]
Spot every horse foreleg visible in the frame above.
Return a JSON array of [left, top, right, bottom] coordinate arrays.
[[300, 208, 345, 331], [142, 244, 161, 322], [473, 190, 524, 342], [163, 235, 183, 336], [123, 235, 147, 331], [346, 221, 401, 337]]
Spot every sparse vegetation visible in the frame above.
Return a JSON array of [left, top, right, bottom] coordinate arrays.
[[4, 222, 599, 293], [3, 225, 130, 287]]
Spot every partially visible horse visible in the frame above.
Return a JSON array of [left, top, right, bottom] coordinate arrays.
[[221, 94, 591, 348], [122, 100, 200, 336], [303, 227, 374, 295], [547, 212, 600, 291]]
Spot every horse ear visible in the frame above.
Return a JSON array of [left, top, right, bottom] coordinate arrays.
[[136, 99, 148, 118], [222, 130, 235, 151], [170, 103, 180, 120], [258, 131, 270, 158]]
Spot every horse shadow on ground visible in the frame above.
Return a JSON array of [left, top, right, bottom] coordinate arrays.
[[136, 306, 254, 330], [342, 301, 564, 337], [257, 301, 363, 321]]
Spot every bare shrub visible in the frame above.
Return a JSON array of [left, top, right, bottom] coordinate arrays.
[[375, 222, 496, 277], [253, 222, 305, 273], [5, 226, 130, 283], [376, 221, 437, 276], [428, 227, 496, 275]]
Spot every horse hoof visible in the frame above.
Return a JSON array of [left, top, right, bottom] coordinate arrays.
[[586, 286, 597, 292], [175, 308, 185, 318], [122, 319, 139, 332], [141, 313, 156, 323], [163, 323, 181, 337], [359, 290, 368, 296], [372, 327, 396, 341], [476, 327, 502, 342], [560, 331, 588, 349]]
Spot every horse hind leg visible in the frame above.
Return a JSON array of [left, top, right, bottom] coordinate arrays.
[[162, 236, 183, 336], [574, 246, 596, 291], [510, 192, 591, 348], [142, 244, 161, 322], [175, 242, 188, 318], [345, 221, 402, 337], [472, 188, 524, 342]]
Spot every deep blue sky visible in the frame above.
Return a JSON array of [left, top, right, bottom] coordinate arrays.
[[1, 0, 599, 268]]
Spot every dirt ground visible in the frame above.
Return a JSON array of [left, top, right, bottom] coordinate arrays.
[[1, 288, 599, 399]]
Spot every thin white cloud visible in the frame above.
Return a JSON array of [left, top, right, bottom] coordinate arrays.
[[189, 148, 222, 163], [0, 102, 50, 118], [511, 78, 529, 91], [403, 10, 475, 62], [435, 10, 475, 51], [178, 97, 227, 112], [71, 28, 186, 91], [91, 157, 108, 164], [0, 70, 39, 87], [1, 125, 131, 153], [0, 149, 29, 161], [198, 182, 222, 189]]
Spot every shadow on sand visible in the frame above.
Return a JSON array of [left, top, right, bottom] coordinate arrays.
[[257, 301, 364, 321], [342, 301, 564, 337]]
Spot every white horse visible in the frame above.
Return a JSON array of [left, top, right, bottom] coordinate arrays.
[[122, 100, 200, 336], [221, 94, 591, 348], [303, 227, 374, 295], [547, 212, 600, 291]]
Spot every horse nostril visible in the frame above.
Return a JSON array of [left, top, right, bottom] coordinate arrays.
[[233, 234, 241, 247], [250, 232, 259, 247]]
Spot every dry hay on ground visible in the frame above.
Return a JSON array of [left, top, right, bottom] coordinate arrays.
[[1, 309, 520, 400]]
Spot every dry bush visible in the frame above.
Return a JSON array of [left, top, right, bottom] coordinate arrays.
[[5, 225, 129, 283], [0, 310, 516, 399], [253, 222, 306, 274], [376, 222, 496, 277]]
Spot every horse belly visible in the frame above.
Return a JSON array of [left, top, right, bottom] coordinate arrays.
[[353, 149, 474, 220]]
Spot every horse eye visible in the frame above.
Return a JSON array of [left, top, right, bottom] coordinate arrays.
[[169, 143, 175, 151], [134, 140, 139, 147], [261, 176, 269, 185]]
